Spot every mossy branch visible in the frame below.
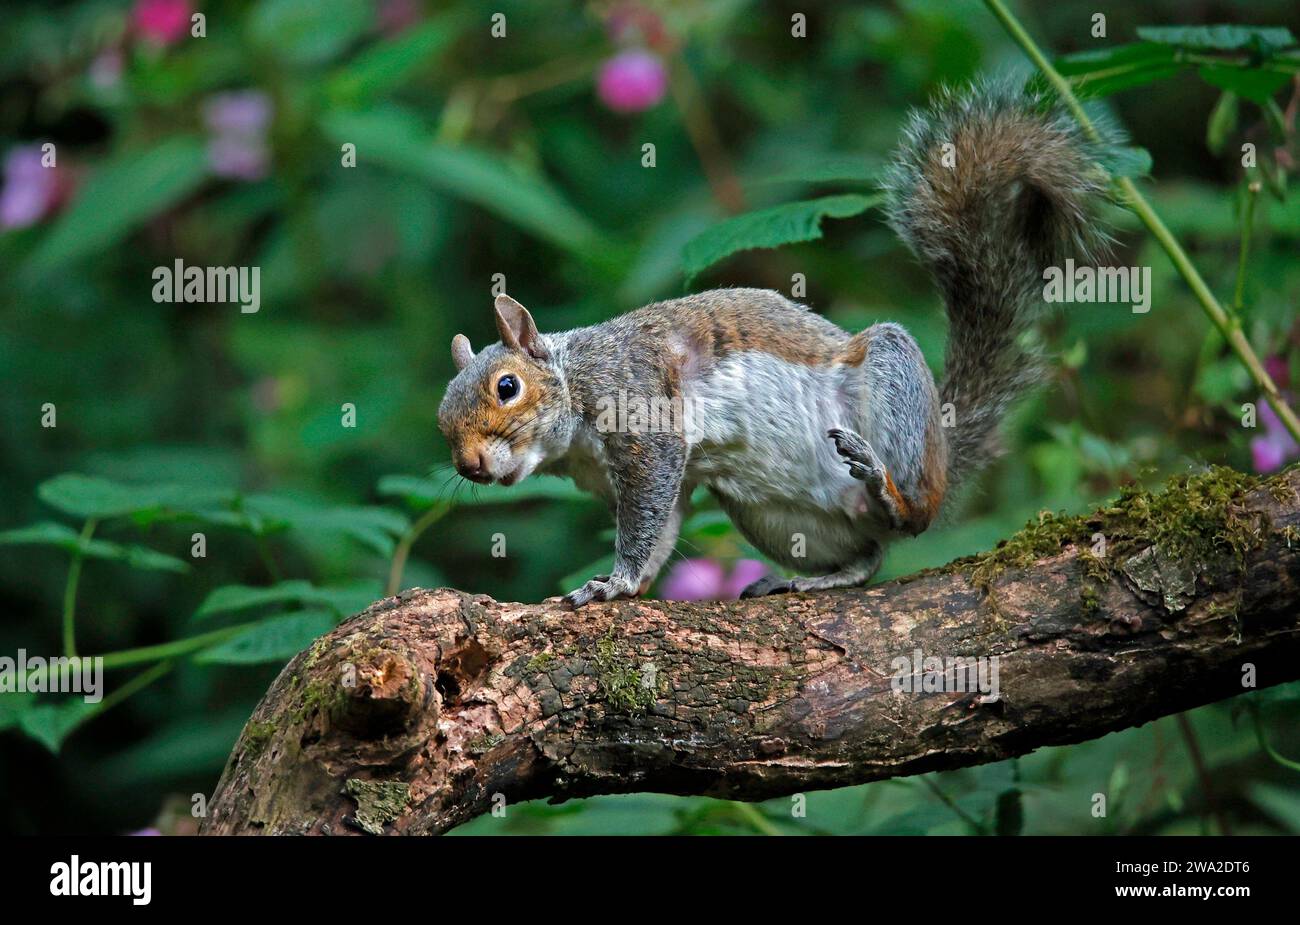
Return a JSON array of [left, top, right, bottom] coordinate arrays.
[[201, 467, 1300, 835]]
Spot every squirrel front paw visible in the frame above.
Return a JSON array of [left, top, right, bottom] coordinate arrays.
[[562, 574, 638, 609]]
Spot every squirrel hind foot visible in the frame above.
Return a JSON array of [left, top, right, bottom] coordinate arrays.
[[827, 428, 913, 533], [740, 550, 883, 598]]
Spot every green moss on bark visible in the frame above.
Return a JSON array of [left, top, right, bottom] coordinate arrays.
[[952, 466, 1267, 595], [591, 629, 657, 713]]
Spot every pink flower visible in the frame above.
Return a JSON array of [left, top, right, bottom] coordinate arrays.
[[1251, 397, 1299, 473], [723, 559, 769, 599], [133, 0, 192, 47], [597, 49, 668, 114], [376, 0, 423, 36], [0, 145, 66, 229], [201, 91, 273, 180], [660, 557, 769, 601]]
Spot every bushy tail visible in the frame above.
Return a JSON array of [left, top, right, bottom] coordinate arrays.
[[882, 80, 1113, 490]]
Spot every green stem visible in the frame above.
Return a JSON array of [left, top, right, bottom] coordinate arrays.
[[98, 659, 174, 713], [1252, 704, 1300, 773], [983, 0, 1300, 444], [62, 518, 97, 658], [23, 622, 258, 692], [98, 622, 256, 670], [1175, 713, 1231, 835], [730, 800, 783, 836], [386, 504, 449, 596], [1233, 181, 1261, 316], [254, 533, 282, 582], [919, 775, 988, 835]]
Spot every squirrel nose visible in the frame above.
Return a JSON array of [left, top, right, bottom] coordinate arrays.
[[456, 449, 489, 482]]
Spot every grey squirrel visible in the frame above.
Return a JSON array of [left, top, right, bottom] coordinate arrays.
[[438, 82, 1113, 608]]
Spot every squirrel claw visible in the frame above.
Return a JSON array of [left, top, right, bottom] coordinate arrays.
[[828, 427, 887, 484], [739, 575, 795, 598], [562, 574, 636, 609]]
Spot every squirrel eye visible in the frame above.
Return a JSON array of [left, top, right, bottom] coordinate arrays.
[[496, 374, 519, 402]]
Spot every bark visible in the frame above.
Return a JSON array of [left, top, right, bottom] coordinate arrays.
[[201, 467, 1300, 835]]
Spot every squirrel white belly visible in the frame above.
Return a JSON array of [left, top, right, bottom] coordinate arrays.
[[437, 81, 1114, 607], [683, 350, 890, 571]]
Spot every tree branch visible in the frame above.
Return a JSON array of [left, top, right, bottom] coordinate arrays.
[[201, 468, 1300, 835]]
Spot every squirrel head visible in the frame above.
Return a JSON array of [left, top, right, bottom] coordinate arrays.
[[437, 294, 572, 486]]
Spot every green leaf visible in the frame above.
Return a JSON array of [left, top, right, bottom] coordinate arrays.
[[242, 494, 408, 556], [25, 137, 209, 277], [320, 107, 601, 253], [681, 193, 883, 281], [0, 521, 82, 550], [1248, 679, 1300, 708], [0, 522, 189, 573], [1206, 91, 1239, 153], [1052, 43, 1181, 98], [38, 473, 150, 518], [1136, 25, 1297, 54], [195, 580, 314, 618], [37, 473, 235, 520], [18, 698, 102, 753], [118, 545, 192, 573], [249, 0, 372, 67], [195, 579, 381, 620], [1197, 66, 1291, 105], [326, 15, 461, 105], [0, 692, 37, 733], [377, 473, 590, 509], [193, 610, 338, 665]]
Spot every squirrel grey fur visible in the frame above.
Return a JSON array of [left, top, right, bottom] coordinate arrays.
[[438, 81, 1113, 608]]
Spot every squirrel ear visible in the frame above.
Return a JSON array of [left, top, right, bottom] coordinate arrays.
[[494, 294, 548, 360], [451, 334, 475, 370]]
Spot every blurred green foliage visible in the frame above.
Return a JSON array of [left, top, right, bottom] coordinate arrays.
[[0, 0, 1298, 835]]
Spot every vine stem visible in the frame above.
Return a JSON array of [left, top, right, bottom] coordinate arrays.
[[98, 623, 256, 670], [62, 518, 97, 658], [1175, 713, 1232, 835], [983, 0, 1300, 444], [22, 623, 257, 692], [729, 800, 783, 835], [386, 504, 450, 596], [1233, 181, 1261, 315], [669, 55, 748, 215], [97, 659, 174, 714], [919, 775, 988, 834], [1252, 703, 1300, 773]]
